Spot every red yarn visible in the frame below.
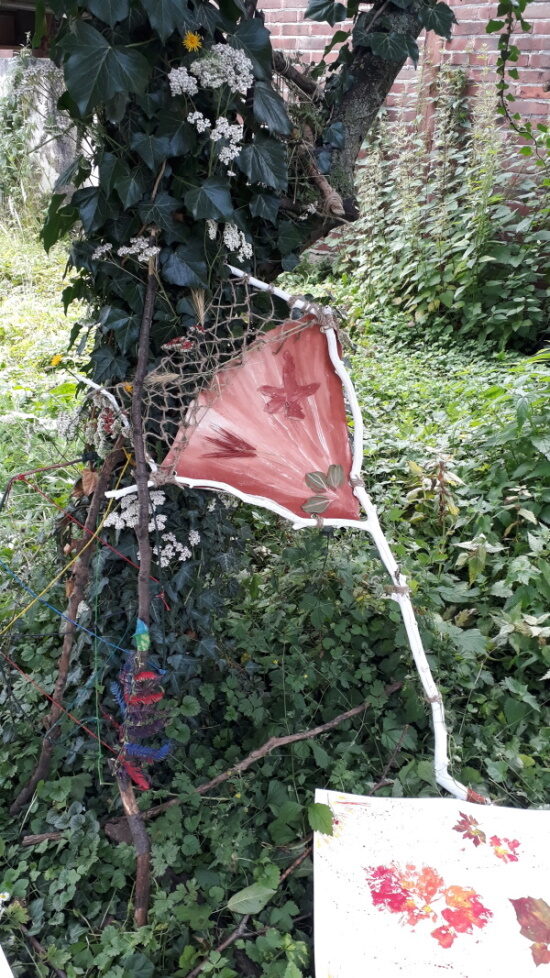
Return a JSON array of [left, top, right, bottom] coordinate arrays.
[[134, 670, 160, 682], [126, 691, 164, 706], [120, 760, 151, 791]]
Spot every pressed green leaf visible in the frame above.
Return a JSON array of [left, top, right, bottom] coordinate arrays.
[[307, 802, 333, 835], [238, 136, 288, 191], [302, 495, 331, 515], [161, 245, 208, 288], [253, 82, 292, 135], [87, 0, 129, 28], [140, 0, 191, 41], [419, 2, 457, 40], [227, 883, 277, 915], [233, 19, 272, 80], [61, 22, 150, 116], [185, 178, 234, 220], [305, 471, 329, 492], [306, 0, 347, 26], [326, 464, 344, 488]]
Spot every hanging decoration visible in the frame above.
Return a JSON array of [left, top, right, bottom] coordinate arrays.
[[106, 268, 487, 805]]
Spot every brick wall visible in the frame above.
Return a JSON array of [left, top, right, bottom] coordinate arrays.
[[263, 0, 550, 123]]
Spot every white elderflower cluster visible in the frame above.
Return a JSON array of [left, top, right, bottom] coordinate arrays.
[[153, 533, 192, 568], [223, 223, 253, 262], [104, 490, 167, 531], [210, 116, 243, 165], [117, 236, 160, 264], [92, 242, 113, 260], [206, 219, 218, 240], [187, 110, 211, 133], [189, 529, 201, 546], [168, 65, 198, 97], [190, 44, 253, 96]]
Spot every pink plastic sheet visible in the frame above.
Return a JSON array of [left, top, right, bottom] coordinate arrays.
[[162, 315, 360, 520]]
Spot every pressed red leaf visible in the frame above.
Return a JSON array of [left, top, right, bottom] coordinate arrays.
[[510, 897, 550, 945]]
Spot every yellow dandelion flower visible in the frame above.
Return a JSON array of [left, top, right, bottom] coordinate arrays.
[[50, 354, 63, 366], [182, 31, 202, 53]]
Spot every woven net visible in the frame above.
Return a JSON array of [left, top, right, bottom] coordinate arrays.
[[137, 276, 316, 468]]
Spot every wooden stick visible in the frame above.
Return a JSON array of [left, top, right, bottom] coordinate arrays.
[[103, 683, 402, 843], [21, 831, 64, 847], [10, 447, 125, 815], [114, 251, 157, 926]]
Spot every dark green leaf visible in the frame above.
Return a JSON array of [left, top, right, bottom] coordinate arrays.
[[72, 187, 112, 233], [156, 110, 196, 156], [89, 346, 129, 383], [485, 18, 505, 33], [277, 221, 303, 256], [139, 191, 179, 231], [238, 136, 288, 191], [87, 0, 129, 28], [130, 131, 172, 170], [41, 194, 79, 251], [364, 31, 412, 62], [113, 166, 146, 208], [180, 695, 201, 717], [185, 178, 234, 220], [121, 953, 155, 978], [32, 0, 47, 49], [322, 122, 345, 149], [419, 2, 457, 40], [161, 244, 208, 287], [61, 22, 150, 116], [249, 194, 280, 224], [307, 803, 333, 835], [253, 82, 292, 135], [140, 0, 190, 41], [306, 0, 347, 27], [233, 19, 272, 80]]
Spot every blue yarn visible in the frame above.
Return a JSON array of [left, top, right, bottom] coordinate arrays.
[[0, 556, 133, 656], [109, 682, 126, 716], [125, 741, 171, 761]]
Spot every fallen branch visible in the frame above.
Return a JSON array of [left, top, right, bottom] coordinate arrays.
[[10, 446, 125, 815], [104, 682, 402, 843], [20, 927, 67, 978], [21, 831, 64, 847]]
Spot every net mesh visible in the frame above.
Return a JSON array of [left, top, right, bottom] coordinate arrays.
[[134, 276, 315, 467]]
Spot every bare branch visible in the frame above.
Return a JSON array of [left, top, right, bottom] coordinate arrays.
[[273, 50, 322, 100]]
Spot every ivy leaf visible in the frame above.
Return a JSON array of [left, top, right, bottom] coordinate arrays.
[[419, 2, 457, 41], [113, 166, 146, 209], [140, 0, 190, 42], [87, 0, 129, 28], [130, 132, 172, 170], [277, 221, 303, 256], [139, 191, 180, 231], [302, 495, 331, 515], [155, 110, 196, 157], [89, 346, 129, 383], [326, 464, 344, 488], [307, 802, 333, 835], [185, 178, 234, 220], [486, 19, 506, 33], [160, 245, 208, 287], [72, 186, 112, 233], [305, 471, 329, 492], [60, 22, 150, 116], [253, 82, 292, 136], [41, 193, 79, 251], [233, 19, 272, 80], [306, 0, 347, 26], [227, 883, 277, 915], [365, 31, 416, 63], [249, 194, 280, 224], [322, 121, 345, 149], [238, 136, 288, 191]]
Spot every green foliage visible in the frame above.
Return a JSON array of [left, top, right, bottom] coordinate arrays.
[[0, 52, 44, 223], [335, 65, 550, 351]]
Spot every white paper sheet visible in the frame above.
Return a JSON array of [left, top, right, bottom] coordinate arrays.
[[314, 790, 550, 978]]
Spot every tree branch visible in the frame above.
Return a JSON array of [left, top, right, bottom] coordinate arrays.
[[273, 50, 322, 100]]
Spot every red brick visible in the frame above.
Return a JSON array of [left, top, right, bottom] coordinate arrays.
[[268, 9, 299, 21], [529, 54, 549, 68], [518, 85, 550, 98]]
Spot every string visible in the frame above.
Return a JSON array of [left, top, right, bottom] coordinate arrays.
[[0, 645, 118, 755]]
